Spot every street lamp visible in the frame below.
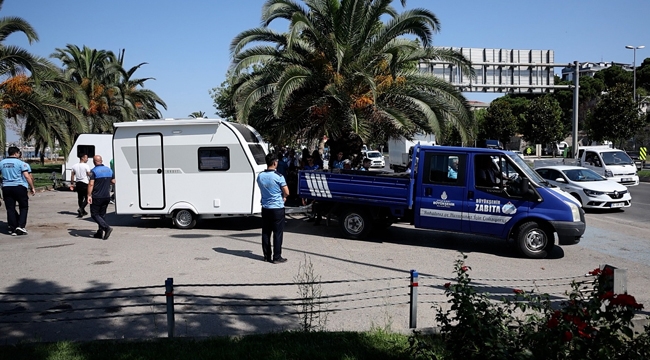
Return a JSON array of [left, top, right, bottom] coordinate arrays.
[[625, 45, 645, 102]]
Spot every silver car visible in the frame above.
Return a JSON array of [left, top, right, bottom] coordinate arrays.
[[535, 165, 631, 209]]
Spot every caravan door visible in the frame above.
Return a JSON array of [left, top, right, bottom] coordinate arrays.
[[137, 133, 165, 209]]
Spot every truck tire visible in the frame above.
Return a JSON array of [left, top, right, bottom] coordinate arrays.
[[173, 209, 197, 229], [516, 221, 550, 259], [339, 209, 372, 240]]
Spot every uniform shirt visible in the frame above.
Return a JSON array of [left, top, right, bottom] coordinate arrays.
[[0, 157, 31, 188], [303, 164, 319, 171], [71, 162, 91, 184], [89, 164, 114, 198], [257, 170, 287, 209], [332, 159, 344, 169]]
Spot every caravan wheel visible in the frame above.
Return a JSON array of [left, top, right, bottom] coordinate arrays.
[[173, 209, 196, 229]]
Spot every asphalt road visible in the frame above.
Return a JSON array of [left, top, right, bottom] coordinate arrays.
[[0, 189, 648, 344]]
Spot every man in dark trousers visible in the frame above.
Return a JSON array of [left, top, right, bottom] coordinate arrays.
[[87, 155, 115, 240], [256, 153, 290, 264], [69, 153, 90, 217], [0, 147, 36, 235]]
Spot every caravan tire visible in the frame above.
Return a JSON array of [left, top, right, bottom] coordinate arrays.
[[173, 209, 197, 229], [338, 208, 372, 240]]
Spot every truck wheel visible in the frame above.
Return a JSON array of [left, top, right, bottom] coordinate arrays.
[[173, 209, 196, 229], [516, 221, 549, 259], [339, 209, 372, 240]]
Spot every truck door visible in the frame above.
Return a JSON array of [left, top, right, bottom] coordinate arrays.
[[468, 154, 529, 237], [137, 133, 165, 209], [414, 151, 466, 232]]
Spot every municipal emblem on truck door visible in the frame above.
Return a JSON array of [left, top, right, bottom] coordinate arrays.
[[433, 191, 454, 208], [501, 202, 517, 215]]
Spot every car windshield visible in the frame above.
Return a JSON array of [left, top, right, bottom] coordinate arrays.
[[563, 169, 605, 182], [601, 151, 634, 165], [366, 152, 382, 158], [508, 154, 549, 186]]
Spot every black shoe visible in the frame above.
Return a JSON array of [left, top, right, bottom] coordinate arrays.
[[273, 257, 288, 264], [103, 227, 113, 240], [82, 210, 88, 216], [93, 231, 104, 239], [77, 210, 83, 218]]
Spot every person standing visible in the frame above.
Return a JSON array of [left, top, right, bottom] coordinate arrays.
[[332, 151, 345, 170], [257, 153, 290, 264], [87, 155, 115, 240], [69, 153, 91, 217], [0, 147, 35, 235]]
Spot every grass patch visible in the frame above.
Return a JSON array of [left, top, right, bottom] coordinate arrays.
[[25, 162, 63, 189], [638, 169, 650, 178], [0, 330, 428, 360]]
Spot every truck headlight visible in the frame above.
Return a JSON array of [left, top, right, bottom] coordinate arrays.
[[583, 189, 604, 197], [566, 201, 581, 222], [605, 170, 613, 177]]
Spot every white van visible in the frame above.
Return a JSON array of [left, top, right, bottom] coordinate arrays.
[[61, 134, 113, 187], [578, 146, 639, 186]]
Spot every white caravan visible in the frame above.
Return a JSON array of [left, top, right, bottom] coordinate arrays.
[[113, 118, 268, 229], [61, 134, 113, 187], [388, 134, 436, 172]]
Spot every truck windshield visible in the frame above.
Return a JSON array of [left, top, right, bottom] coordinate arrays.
[[508, 154, 548, 186], [600, 151, 634, 166]]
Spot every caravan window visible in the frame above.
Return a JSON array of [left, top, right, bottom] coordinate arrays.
[[249, 144, 266, 165], [77, 145, 96, 159], [230, 123, 260, 143], [198, 147, 230, 171]]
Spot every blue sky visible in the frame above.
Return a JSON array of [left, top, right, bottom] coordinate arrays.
[[3, 0, 649, 141]]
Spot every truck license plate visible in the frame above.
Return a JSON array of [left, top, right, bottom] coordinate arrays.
[[611, 202, 624, 208]]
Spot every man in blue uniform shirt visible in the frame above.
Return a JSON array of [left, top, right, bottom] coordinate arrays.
[[0, 147, 36, 235], [257, 153, 290, 264], [87, 155, 115, 240]]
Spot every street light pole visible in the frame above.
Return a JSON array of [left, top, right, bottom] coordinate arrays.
[[625, 45, 645, 102]]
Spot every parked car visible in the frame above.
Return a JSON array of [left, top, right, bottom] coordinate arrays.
[[535, 165, 631, 209], [364, 150, 385, 168]]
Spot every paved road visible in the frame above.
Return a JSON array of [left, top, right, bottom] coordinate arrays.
[[0, 189, 648, 343]]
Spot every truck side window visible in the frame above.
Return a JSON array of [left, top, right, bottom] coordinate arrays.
[[422, 153, 465, 185], [198, 147, 230, 171], [586, 151, 601, 167]]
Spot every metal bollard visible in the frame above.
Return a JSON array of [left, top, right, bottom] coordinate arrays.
[[165, 277, 175, 338], [409, 269, 418, 329]]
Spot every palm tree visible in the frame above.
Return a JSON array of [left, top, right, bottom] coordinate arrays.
[[52, 45, 166, 135], [230, 0, 473, 155], [189, 111, 206, 118], [0, 0, 87, 156]]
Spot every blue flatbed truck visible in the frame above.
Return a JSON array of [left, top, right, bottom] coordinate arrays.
[[298, 145, 586, 259]]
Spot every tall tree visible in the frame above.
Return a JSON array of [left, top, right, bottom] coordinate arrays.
[[229, 0, 474, 155], [0, 0, 87, 157], [584, 84, 644, 148], [480, 98, 518, 146], [520, 95, 564, 148], [189, 111, 206, 118]]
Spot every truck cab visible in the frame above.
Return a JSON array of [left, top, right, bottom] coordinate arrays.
[[412, 146, 584, 258]]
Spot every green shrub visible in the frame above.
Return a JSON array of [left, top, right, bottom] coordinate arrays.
[[412, 255, 650, 360]]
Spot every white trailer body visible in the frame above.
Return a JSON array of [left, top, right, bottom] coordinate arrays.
[[388, 134, 436, 172], [61, 134, 114, 187], [113, 119, 268, 228]]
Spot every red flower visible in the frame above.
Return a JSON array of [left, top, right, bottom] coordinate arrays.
[[589, 268, 601, 276], [547, 317, 559, 328], [444, 282, 451, 289], [461, 266, 469, 272], [563, 331, 573, 342], [602, 267, 614, 276], [578, 329, 592, 339], [610, 294, 644, 309], [552, 310, 562, 319], [600, 291, 615, 300], [513, 289, 524, 295]]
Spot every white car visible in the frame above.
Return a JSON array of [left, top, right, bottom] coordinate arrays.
[[364, 150, 385, 168], [535, 165, 631, 209]]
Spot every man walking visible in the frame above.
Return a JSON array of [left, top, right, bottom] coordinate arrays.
[[87, 155, 115, 240], [69, 153, 91, 217], [257, 153, 289, 264], [0, 147, 36, 235]]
